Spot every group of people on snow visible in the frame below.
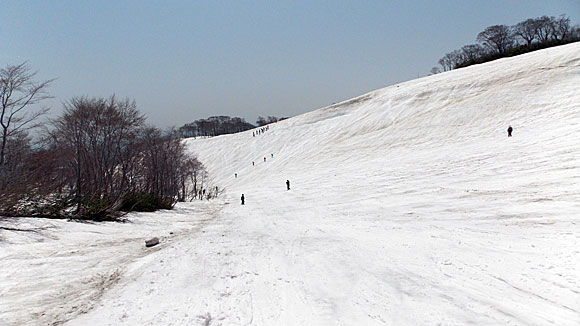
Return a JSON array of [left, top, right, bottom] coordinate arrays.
[[253, 125, 270, 137], [251, 153, 274, 166], [194, 186, 220, 200]]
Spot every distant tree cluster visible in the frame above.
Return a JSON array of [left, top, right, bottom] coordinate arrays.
[[178, 116, 255, 138], [432, 15, 579, 73], [1, 63, 210, 220], [256, 116, 286, 126], [178, 115, 287, 138]]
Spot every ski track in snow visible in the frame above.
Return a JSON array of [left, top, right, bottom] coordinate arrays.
[[2, 43, 580, 326]]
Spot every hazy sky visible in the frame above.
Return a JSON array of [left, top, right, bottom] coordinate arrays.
[[2, 1, 579, 127]]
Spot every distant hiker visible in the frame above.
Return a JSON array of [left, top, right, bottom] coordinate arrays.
[[271, 153, 273, 158], [286, 180, 290, 191], [264, 157, 266, 162], [252, 161, 255, 166], [241, 194, 245, 205], [507, 125, 513, 137], [235, 173, 237, 178]]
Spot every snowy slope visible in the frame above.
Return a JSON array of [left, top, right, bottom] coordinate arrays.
[[66, 43, 580, 325], [2, 43, 579, 325]]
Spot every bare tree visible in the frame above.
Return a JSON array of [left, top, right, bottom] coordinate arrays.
[[571, 25, 580, 40], [514, 19, 538, 46], [0, 63, 53, 166], [477, 25, 515, 55], [552, 15, 571, 40], [0, 132, 32, 192], [534, 16, 553, 42], [439, 50, 465, 71], [438, 56, 452, 72], [50, 96, 145, 216], [256, 116, 267, 126], [450, 50, 465, 68], [461, 44, 486, 62]]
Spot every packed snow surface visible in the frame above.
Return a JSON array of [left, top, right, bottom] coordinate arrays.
[[2, 43, 580, 325]]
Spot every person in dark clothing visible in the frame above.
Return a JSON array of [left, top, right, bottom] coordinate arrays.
[[241, 194, 245, 205], [286, 180, 290, 191], [235, 173, 237, 178], [252, 161, 255, 166], [264, 157, 266, 162], [507, 125, 513, 137], [271, 153, 273, 158]]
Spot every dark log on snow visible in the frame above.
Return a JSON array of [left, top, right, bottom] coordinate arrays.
[[145, 237, 160, 247]]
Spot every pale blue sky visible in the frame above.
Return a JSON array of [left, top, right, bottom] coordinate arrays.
[[2, 1, 578, 127]]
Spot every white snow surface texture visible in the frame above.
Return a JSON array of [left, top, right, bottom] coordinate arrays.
[[2, 43, 580, 325]]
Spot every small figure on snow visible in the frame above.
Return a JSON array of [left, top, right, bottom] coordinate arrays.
[[507, 125, 513, 137], [286, 180, 290, 191], [271, 153, 273, 158], [252, 161, 255, 166], [241, 194, 245, 205], [235, 173, 237, 178], [264, 157, 266, 162]]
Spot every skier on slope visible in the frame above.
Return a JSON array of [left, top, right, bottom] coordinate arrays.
[[241, 194, 245, 205], [286, 180, 290, 191], [507, 125, 513, 137]]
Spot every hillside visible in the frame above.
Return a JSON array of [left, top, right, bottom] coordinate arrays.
[[72, 42, 580, 325], [2, 43, 579, 325]]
